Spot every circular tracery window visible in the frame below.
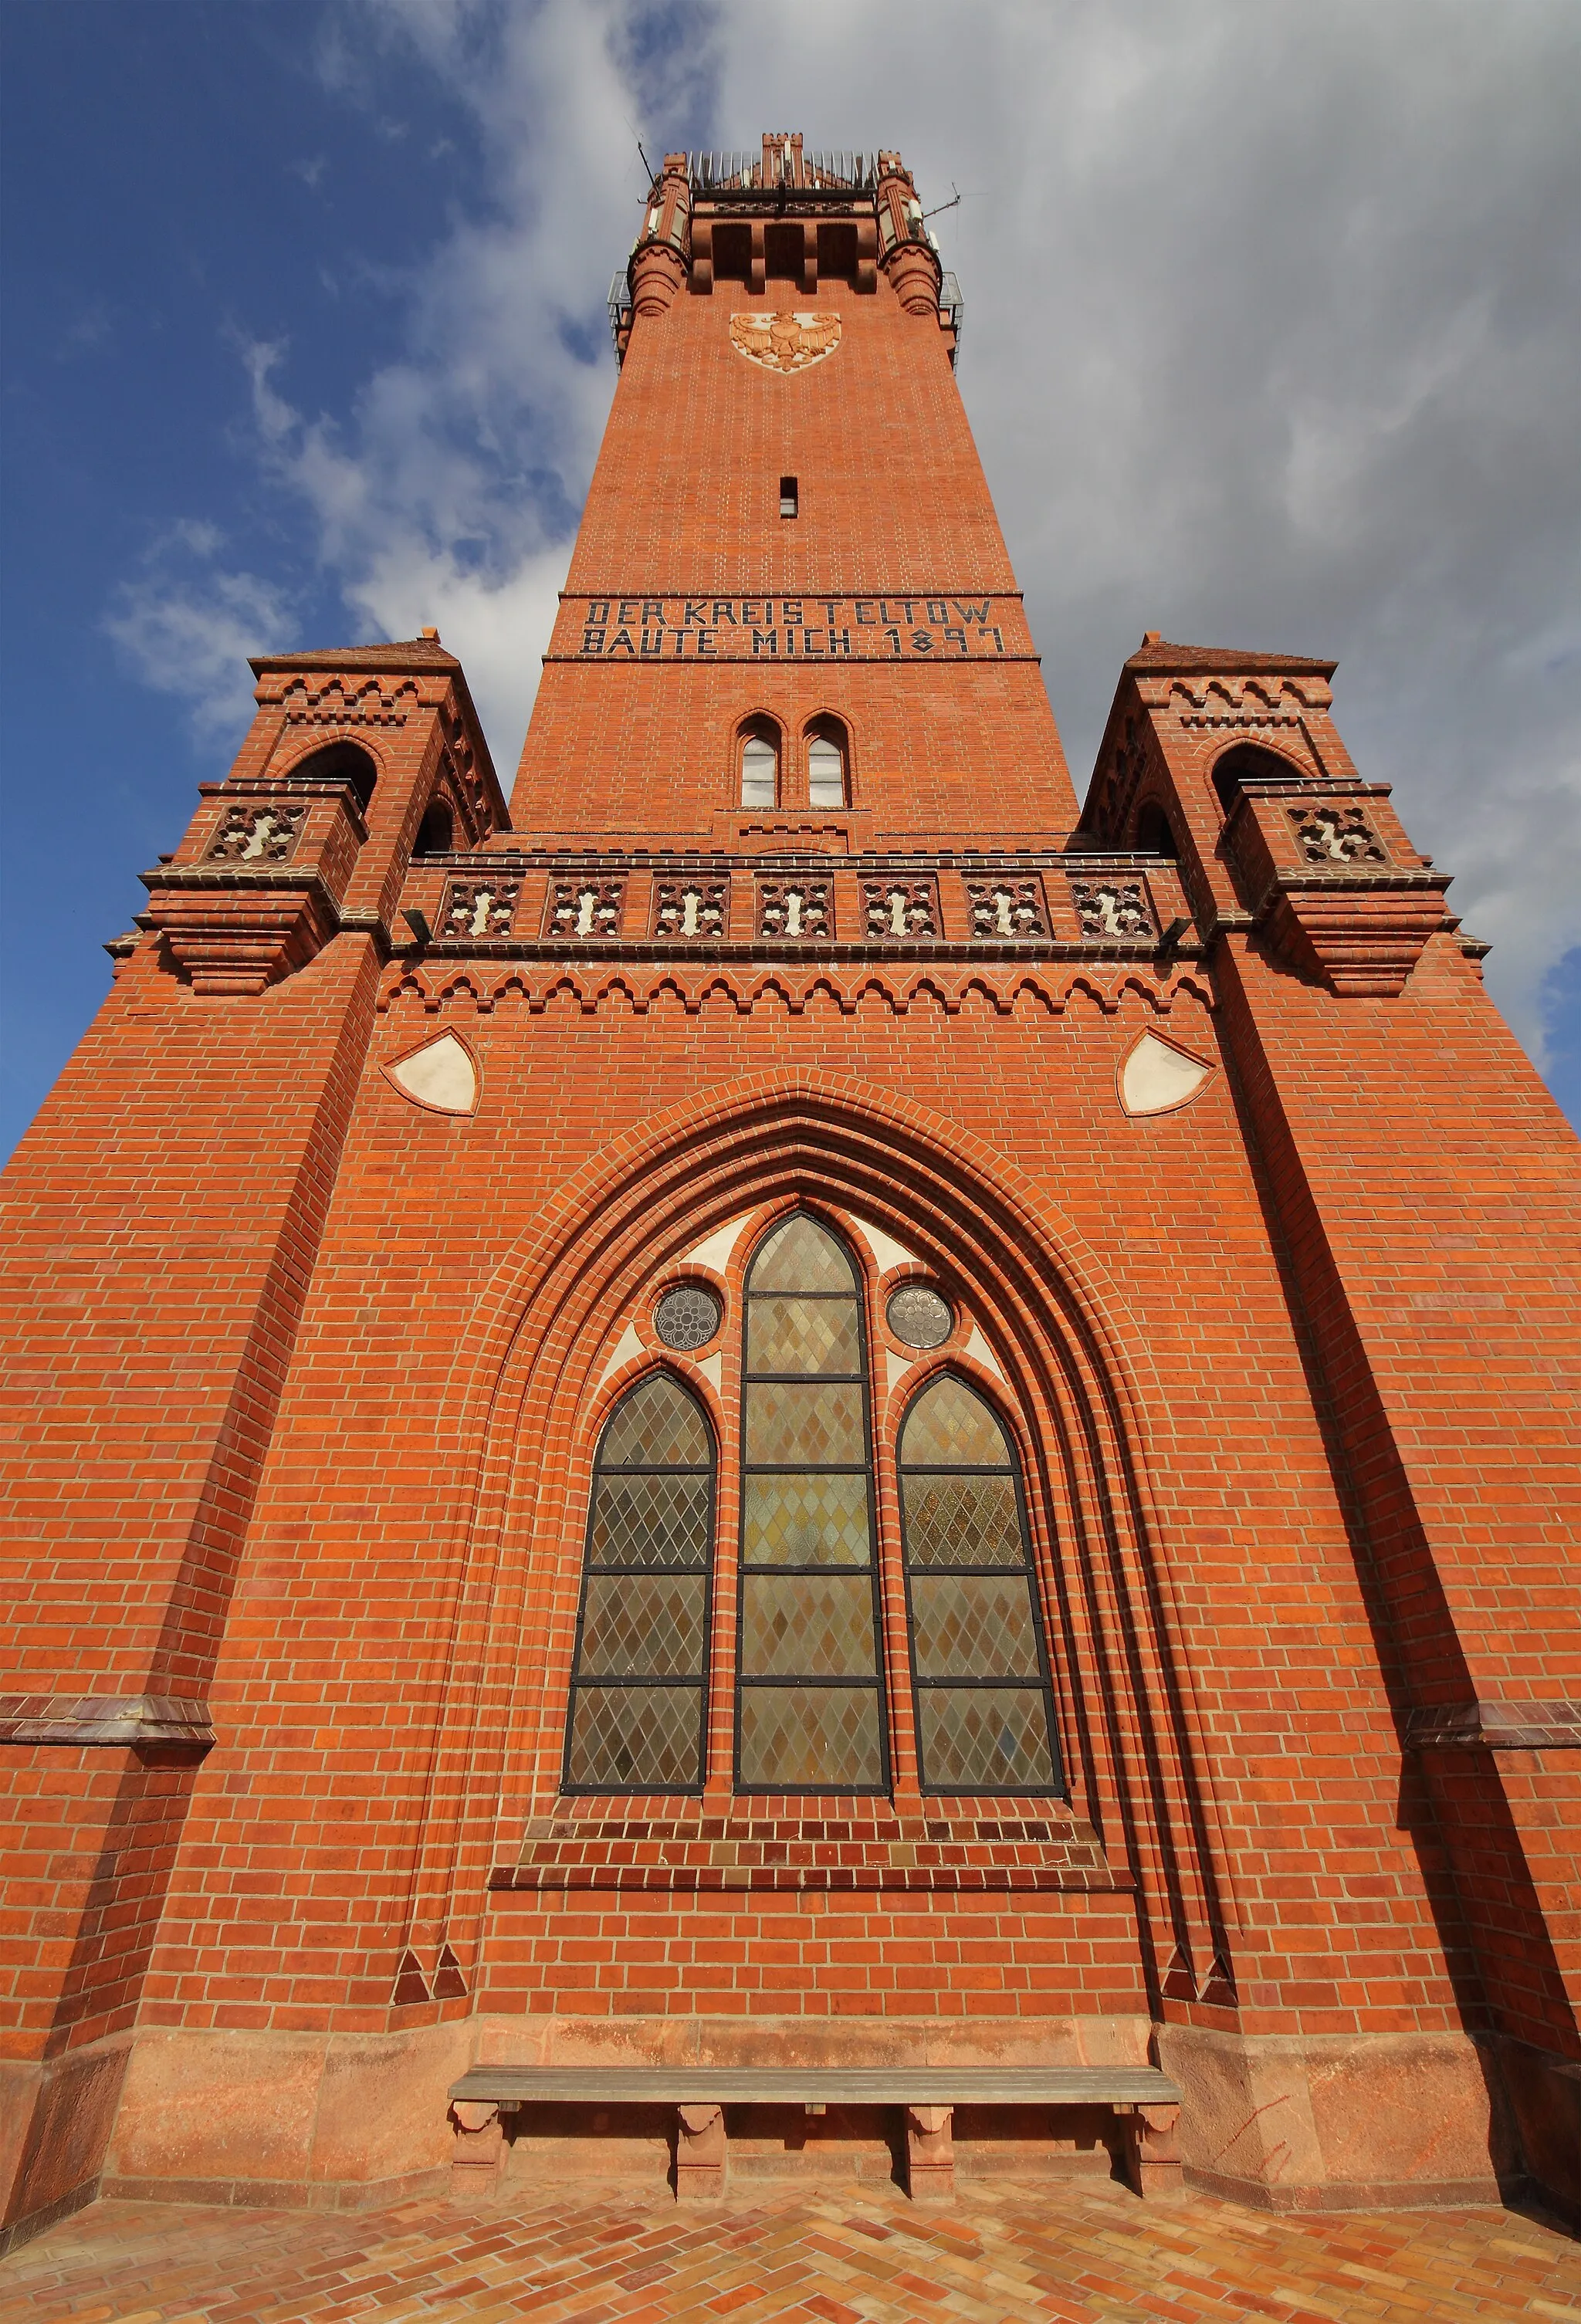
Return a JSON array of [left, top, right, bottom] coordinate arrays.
[[886, 1284, 953, 1350], [654, 1284, 723, 1351]]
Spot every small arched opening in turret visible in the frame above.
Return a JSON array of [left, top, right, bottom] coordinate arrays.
[[1134, 801, 1177, 858], [1211, 743, 1300, 816], [289, 738, 378, 814], [414, 800, 454, 857]]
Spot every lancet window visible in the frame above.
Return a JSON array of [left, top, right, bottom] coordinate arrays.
[[898, 1375, 1062, 1794], [736, 1215, 887, 1791], [741, 731, 778, 806], [557, 1213, 1068, 1803], [561, 1373, 716, 1793]]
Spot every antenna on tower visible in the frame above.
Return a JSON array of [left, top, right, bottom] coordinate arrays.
[[636, 137, 652, 181], [922, 182, 962, 223]]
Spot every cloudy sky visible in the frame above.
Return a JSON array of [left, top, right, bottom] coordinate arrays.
[[4, 0, 1579, 1149]]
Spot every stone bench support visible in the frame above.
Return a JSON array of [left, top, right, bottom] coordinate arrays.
[[449, 2062, 1183, 2204]]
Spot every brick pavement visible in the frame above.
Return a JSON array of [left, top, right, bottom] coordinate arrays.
[[2, 2179, 1577, 2324]]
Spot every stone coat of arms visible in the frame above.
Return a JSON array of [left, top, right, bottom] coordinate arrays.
[[730, 310, 841, 374]]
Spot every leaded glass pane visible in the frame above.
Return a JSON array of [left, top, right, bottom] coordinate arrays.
[[900, 1473, 1022, 1568], [743, 1473, 872, 1567], [901, 1375, 1011, 1467], [746, 1381, 865, 1464], [580, 1575, 706, 1677], [567, 1684, 702, 1788], [910, 1575, 1041, 1679], [741, 1574, 879, 1678], [589, 1473, 712, 1568], [747, 1216, 856, 1294], [918, 1686, 1057, 1791], [748, 1296, 861, 1376], [599, 1374, 713, 1467], [739, 1685, 884, 1788]]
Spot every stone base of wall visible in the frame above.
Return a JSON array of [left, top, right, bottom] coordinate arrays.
[[1159, 2026, 1513, 2213], [70, 2014, 1569, 2221], [0, 2036, 133, 2256]]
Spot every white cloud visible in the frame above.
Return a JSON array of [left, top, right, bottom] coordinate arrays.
[[105, 522, 296, 741], [113, 0, 1581, 1064]]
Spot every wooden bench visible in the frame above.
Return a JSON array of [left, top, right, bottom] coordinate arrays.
[[446, 2064, 1184, 2203]]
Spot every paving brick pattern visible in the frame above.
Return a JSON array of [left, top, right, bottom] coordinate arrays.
[[3, 2185, 1578, 2324]]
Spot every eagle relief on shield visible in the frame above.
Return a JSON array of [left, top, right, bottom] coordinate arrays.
[[730, 310, 841, 375]]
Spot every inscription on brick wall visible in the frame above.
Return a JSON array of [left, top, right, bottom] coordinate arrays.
[[562, 594, 1025, 661]]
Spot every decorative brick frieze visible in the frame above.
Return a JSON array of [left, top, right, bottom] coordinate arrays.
[[205, 803, 308, 864], [546, 876, 625, 940], [965, 875, 1048, 939], [441, 879, 520, 941], [653, 876, 729, 939], [757, 877, 831, 939], [1289, 802, 1389, 866], [862, 875, 939, 939], [1067, 877, 1156, 942]]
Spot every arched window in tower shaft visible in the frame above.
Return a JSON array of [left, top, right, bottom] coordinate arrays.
[[736, 1214, 887, 1791], [562, 1372, 715, 1792]]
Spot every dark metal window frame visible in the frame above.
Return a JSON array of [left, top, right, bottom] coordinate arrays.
[[560, 1369, 717, 1797], [734, 1212, 891, 1797], [897, 1379, 1066, 1799]]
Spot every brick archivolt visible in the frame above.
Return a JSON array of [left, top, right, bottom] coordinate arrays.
[[398, 1074, 1232, 2021]]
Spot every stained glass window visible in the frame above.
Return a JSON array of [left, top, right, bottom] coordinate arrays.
[[737, 1213, 886, 1791], [563, 1372, 714, 1791], [899, 1374, 1062, 1795]]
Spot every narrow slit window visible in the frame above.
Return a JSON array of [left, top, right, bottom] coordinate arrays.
[[741, 734, 778, 807], [562, 1372, 716, 1793], [780, 475, 798, 519], [736, 1213, 887, 1793], [899, 1374, 1063, 1795]]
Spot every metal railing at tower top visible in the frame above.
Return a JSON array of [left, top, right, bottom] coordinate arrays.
[[687, 151, 880, 192]]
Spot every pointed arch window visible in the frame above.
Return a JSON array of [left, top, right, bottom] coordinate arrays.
[[899, 1375, 1062, 1795], [741, 731, 778, 807], [737, 1214, 887, 1791], [807, 733, 846, 807], [562, 1372, 715, 1793]]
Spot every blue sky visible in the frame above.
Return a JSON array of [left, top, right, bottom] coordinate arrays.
[[4, 0, 1579, 1155]]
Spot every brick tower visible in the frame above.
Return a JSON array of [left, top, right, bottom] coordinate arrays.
[[2, 134, 1578, 2245]]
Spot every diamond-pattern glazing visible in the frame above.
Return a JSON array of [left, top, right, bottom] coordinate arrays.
[[918, 1686, 1056, 1791], [567, 1684, 702, 1788], [910, 1575, 1041, 1678], [580, 1575, 706, 1676], [900, 1474, 1022, 1568], [589, 1473, 711, 1568], [599, 1375, 712, 1468], [743, 1473, 872, 1567], [748, 1297, 861, 1376], [747, 1216, 856, 1294], [740, 1575, 879, 1677], [901, 1375, 1011, 1467], [746, 1382, 865, 1464], [739, 1685, 884, 1788]]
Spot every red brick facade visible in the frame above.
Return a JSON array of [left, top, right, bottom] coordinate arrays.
[[3, 137, 1577, 2244]]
